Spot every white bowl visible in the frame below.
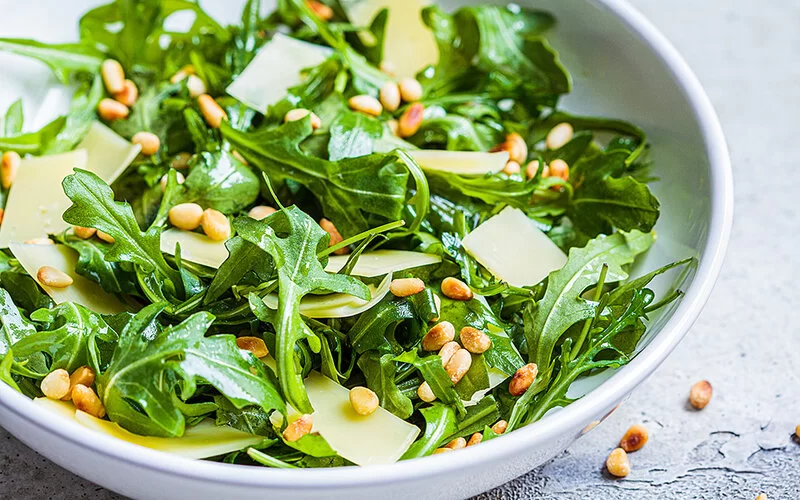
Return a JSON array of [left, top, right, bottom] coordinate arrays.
[[0, 0, 732, 498]]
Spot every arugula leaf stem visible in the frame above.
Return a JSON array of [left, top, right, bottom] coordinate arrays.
[[318, 220, 404, 257], [569, 263, 608, 359]]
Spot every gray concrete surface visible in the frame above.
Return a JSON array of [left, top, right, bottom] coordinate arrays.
[[1, 0, 798, 499]]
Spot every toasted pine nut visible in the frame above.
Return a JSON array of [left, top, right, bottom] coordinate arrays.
[[438, 341, 460, 367], [445, 437, 466, 450], [445, 349, 472, 384], [509, 363, 538, 396], [546, 122, 574, 150], [319, 218, 348, 255], [387, 119, 399, 137], [349, 386, 379, 416], [171, 152, 192, 170], [503, 160, 521, 175], [795, 424, 800, 438], [619, 424, 649, 452], [97, 98, 129, 121], [506, 133, 528, 164], [24, 238, 54, 245], [236, 336, 269, 358], [284, 108, 321, 129], [160, 171, 186, 192], [170, 65, 195, 84], [37, 266, 73, 288], [689, 380, 713, 409], [168, 203, 204, 230], [525, 160, 544, 180], [0, 208, 4, 224], [201, 208, 231, 241], [459, 326, 491, 354], [248, 205, 277, 220], [101, 59, 125, 94], [756, 494, 768, 500], [605, 447, 630, 477], [379, 60, 396, 76], [62, 366, 96, 401], [96, 230, 115, 244], [186, 74, 206, 98], [1, 151, 20, 189], [441, 276, 473, 301], [417, 381, 436, 402], [467, 432, 483, 447], [113, 79, 138, 107], [431, 294, 441, 322], [432, 447, 452, 455], [548, 159, 569, 181], [132, 131, 160, 156], [74, 226, 97, 239], [197, 94, 227, 128], [72, 384, 106, 418], [283, 414, 313, 442], [40, 369, 70, 399], [398, 103, 424, 137], [398, 78, 423, 102], [390, 277, 425, 297], [422, 321, 455, 351], [306, 0, 333, 20], [491, 420, 508, 434], [348, 95, 383, 116], [379, 82, 401, 112]]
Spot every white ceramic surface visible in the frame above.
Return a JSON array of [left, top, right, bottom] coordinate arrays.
[[0, 0, 733, 499]]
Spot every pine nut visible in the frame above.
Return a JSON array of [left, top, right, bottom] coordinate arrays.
[[24, 238, 54, 245], [506, 133, 528, 164], [171, 152, 192, 170], [459, 326, 491, 354], [72, 384, 106, 418], [417, 381, 436, 402], [546, 122, 574, 150], [97, 98, 129, 121], [509, 363, 538, 396], [398, 78, 423, 102], [319, 218, 348, 255], [306, 0, 333, 21], [795, 424, 800, 438], [1, 151, 20, 189], [503, 160, 521, 175], [236, 336, 269, 358], [197, 94, 227, 128], [548, 159, 569, 181], [441, 276, 473, 301], [444, 349, 472, 384], [467, 432, 483, 447], [74, 226, 97, 239], [422, 321, 455, 351], [283, 414, 313, 442], [619, 424, 649, 452], [168, 203, 204, 230], [349, 386, 379, 416], [160, 171, 186, 191], [170, 65, 195, 84], [605, 447, 630, 477], [379, 60, 396, 76], [432, 447, 452, 455], [40, 369, 70, 399], [398, 102, 424, 137], [0, 208, 4, 224], [113, 79, 138, 107], [445, 437, 466, 450], [438, 341, 460, 367], [96, 230, 115, 244], [379, 82, 401, 112], [37, 266, 73, 288], [756, 494, 768, 500], [284, 108, 321, 129], [201, 208, 231, 241], [248, 205, 277, 220], [101, 59, 125, 94], [62, 366, 96, 401], [348, 95, 382, 116], [689, 380, 712, 409], [390, 277, 425, 297], [491, 420, 507, 434], [186, 75, 206, 98], [526, 160, 546, 180], [431, 294, 441, 322], [132, 131, 160, 156], [387, 119, 399, 137]]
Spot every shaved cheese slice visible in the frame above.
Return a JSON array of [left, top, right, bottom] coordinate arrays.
[[0, 149, 87, 247], [409, 150, 510, 175], [9, 243, 125, 314], [161, 229, 229, 269], [262, 273, 391, 318], [77, 121, 141, 182], [34, 398, 261, 460], [343, 0, 437, 79], [462, 207, 567, 287], [325, 250, 441, 277], [463, 368, 508, 406], [226, 33, 333, 113]]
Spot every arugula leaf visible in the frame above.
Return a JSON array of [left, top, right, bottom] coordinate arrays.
[[0, 116, 66, 155], [401, 403, 457, 459], [0, 289, 36, 355], [0, 38, 103, 82], [2, 99, 24, 136], [327, 110, 383, 161], [42, 75, 106, 154], [357, 351, 413, 419], [441, 395, 500, 442], [0, 272, 53, 313], [205, 237, 275, 304], [394, 350, 464, 412], [177, 151, 260, 214], [215, 395, 274, 436], [59, 236, 140, 296]]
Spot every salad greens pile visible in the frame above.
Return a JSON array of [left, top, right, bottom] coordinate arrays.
[[0, 0, 693, 467]]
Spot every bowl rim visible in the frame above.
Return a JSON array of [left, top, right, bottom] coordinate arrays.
[[0, 0, 733, 492]]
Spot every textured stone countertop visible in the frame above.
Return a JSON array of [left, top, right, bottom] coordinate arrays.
[[1, 0, 798, 499]]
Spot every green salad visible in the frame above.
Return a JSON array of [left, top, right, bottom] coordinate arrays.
[[0, 0, 693, 467]]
